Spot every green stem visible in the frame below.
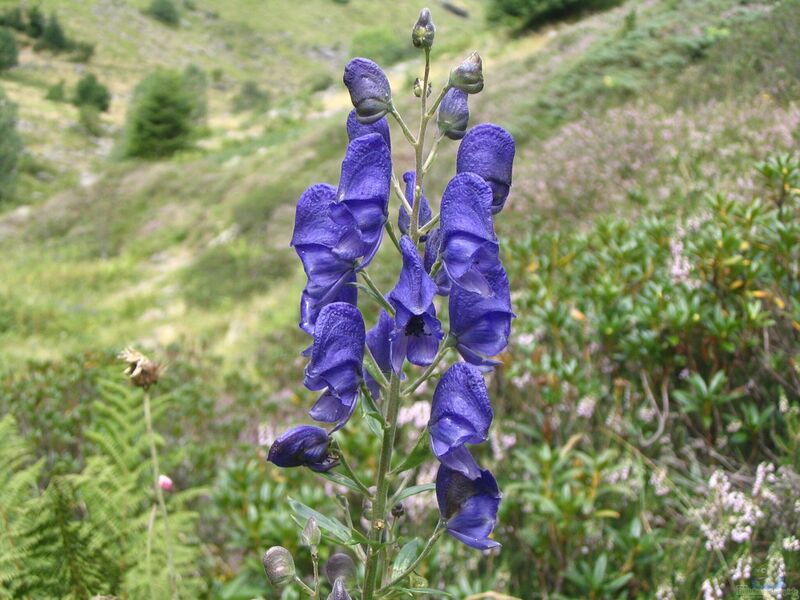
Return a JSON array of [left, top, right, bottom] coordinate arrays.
[[418, 213, 440, 237], [384, 220, 402, 253], [294, 576, 316, 597], [143, 390, 179, 600], [146, 504, 157, 600], [362, 374, 402, 600], [378, 521, 445, 594], [364, 345, 391, 391], [390, 106, 417, 146], [422, 132, 443, 174], [410, 48, 432, 244], [358, 271, 395, 317], [403, 341, 453, 396], [425, 85, 449, 120], [333, 441, 373, 498], [391, 173, 414, 216]]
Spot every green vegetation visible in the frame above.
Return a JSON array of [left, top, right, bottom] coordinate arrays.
[[73, 73, 110, 112], [36, 12, 68, 52], [26, 5, 45, 38], [489, 0, 620, 29], [146, 0, 181, 27], [0, 88, 21, 204], [0, 27, 16, 70], [351, 25, 415, 66], [123, 69, 195, 158], [231, 80, 270, 114]]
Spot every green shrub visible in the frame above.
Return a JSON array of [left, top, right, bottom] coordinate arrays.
[[26, 5, 45, 38], [0, 27, 17, 70], [146, 0, 180, 26], [45, 79, 66, 101], [0, 7, 24, 32], [488, 0, 621, 29], [73, 73, 111, 112], [0, 88, 21, 204], [78, 104, 103, 136], [230, 80, 270, 114], [69, 40, 95, 63], [351, 25, 415, 66], [35, 12, 68, 52], [123, 69, 195, 159]]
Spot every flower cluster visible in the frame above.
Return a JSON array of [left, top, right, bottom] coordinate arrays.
[[263, 9, 516, 596]]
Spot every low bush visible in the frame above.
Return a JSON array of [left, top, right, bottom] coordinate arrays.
[[0, 27, 17, 70], [489, 0, 621, 29], [73, 73, 111, 112], [146, 0, 180, 27]]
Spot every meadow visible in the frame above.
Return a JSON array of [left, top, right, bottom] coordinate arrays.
[[0, 0, 798, 598]]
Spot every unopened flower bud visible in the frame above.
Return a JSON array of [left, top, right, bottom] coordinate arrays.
[[413, 78, 432, 98], [158, 474, 174, 492], [302, 516, 321, 548], [449, 51, 483, 94], [391, 503, 405, 518], [118, 347, 163, 389], [262, 546, 295, 588], [437, 88, 469, 140], [324, 553, 356, 585], [327, 576, 352, 600], [362, 497, 373, 520], [412, 8, 435, 49], [343, 58, 392, 124]]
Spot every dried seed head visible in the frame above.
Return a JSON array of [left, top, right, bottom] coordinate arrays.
[[118, 347, 163, 389]]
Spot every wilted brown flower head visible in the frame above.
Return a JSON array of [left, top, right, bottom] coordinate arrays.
[[118, 347, 163, 389]]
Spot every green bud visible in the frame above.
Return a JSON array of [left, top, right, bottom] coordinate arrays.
[[262, 546, 295, 588], [302, 516, 321, 548], [413, 78, 432, 98], [412, 8, 435, 49], [449, 51, 484, 94]]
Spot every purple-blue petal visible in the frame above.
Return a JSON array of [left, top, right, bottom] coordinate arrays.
[[299, 272, 358, 336], [389, 236, 438, 315], [365, 310, 394, 398], [423, 227, 451, 296], [334, 133, 391, 268], [429, 363, 493, 477], [346, 109, 391, 149], [304, 302, 365, 430], [267, 425, 338, 473], [456, 124, 515, 214], [450, 261, 514, 366], [438, 88, 469, 140], [398, 171, 432, 238], [436, 465, 502, 550]]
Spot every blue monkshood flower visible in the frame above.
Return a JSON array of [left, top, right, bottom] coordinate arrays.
[[292, 184, 360, 335], [449, 261, 514, 367], [331, 133, 391, 269], [436, 465, 501, 550], [438, 88, 469, 140], [346, 109, 390, 150], [423, 227, 451, 296], [343, 58, 392, 124], [398, 171, 432, 239], [387, 236, 444, 373], [439, 172, 500, 297], [429, 363, 493, 479], [364, 310, 393, 399], [449, 51, 483, 94], [267, 425, 338, 473], [456, 124, 516, 214], [304, 302, 365, 430]]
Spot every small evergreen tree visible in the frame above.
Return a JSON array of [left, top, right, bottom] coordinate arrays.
[[146, 0, 180, 26], [27, 6, 46, 38], [74, 73, 111, 112], [124, 69, 194, 159], [0, 7, 24, 32], [0, 88, 22, 204], [37, 12, 68, 52], [0, 27, 17, 70]]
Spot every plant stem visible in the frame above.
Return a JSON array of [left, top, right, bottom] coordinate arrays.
[[384, 220, 402, 253], [391, 173, 414, 216], [410, 48, 432, 245], [294, 576, 316, 597], [362, 374, 402, 600], [378, 521, 445, 593], [403, 341, 452, 396], [390, 107, 417, 146], [143, 389, 179, 599], [333, 441, 373, 497], [422, 132, 443, 174], [358, 271, 395, 317], [146, 504, 157, 600]]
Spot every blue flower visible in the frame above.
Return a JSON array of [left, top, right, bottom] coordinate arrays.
[[423, 227, 451, 296], [439, 172, 500, 297], [436, 465, 501, 550], [343, 58, 392, 124], [304, 302, 365, 430], [429, 363, 492, 479], [398, 171, 432, 239], [267, 425, 338, 472], [387, 236, 443, 373], [365, 309, 393, 399], [346, 109, 391, 149], [331, 133, 392, 269], [456, 124, 515, 214], [292, 184, 360, 335], [450, 261, 514, 367], [437, 88, 469, 140]]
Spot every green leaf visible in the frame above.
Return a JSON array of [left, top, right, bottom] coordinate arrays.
[[317, 471, 364, 495], [394, 483, 435, 503], [391, 538, 421, 580], [288, 498, 351, 544], [392, 433, 430, 475]]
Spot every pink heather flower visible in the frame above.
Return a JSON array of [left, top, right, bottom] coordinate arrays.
[[576, 396, 596, 419], [784, 536, 800, 552], [158, 474, 174, 492], [701, 578, 723, 600], [731, 555, 752, 581]]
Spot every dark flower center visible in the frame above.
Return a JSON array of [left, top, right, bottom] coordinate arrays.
[[405, 315, 427, 337]]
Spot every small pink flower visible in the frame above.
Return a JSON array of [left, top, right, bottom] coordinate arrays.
[[158, 474, 174, 492]]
